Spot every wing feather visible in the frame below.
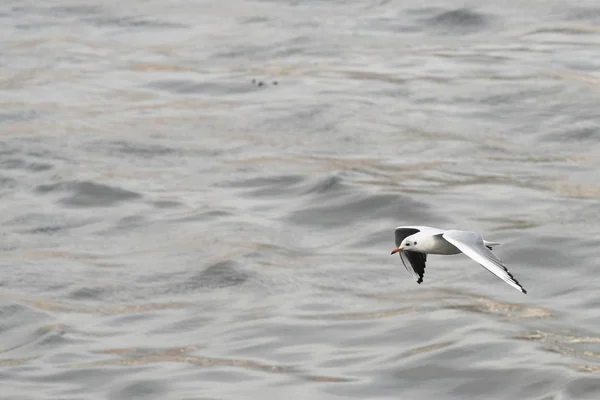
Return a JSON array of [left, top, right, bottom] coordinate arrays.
[[442, 230, 527, 294], [393, 226, 428, 284], [399, 251, 427, 284]]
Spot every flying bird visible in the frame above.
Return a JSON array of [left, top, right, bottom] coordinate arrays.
[[391, 226, 527, 294]]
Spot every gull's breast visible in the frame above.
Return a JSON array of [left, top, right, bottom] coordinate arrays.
[[423, 234, 461, 255]]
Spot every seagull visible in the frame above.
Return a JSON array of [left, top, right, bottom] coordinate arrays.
[[391, 226, 527, 294]]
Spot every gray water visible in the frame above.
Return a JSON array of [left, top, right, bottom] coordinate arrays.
[[1, 0, 600, 398]]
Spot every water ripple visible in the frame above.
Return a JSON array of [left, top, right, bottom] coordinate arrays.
[[1, 0, 600, 398]]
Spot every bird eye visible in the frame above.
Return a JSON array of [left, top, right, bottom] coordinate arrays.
[[405, 242, 410, 247], [414, 241, 417, 245]]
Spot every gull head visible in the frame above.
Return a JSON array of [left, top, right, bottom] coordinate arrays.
[[390, 236, 420, 254]]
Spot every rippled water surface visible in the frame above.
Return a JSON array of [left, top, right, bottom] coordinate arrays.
[[2, 0, 600, 398]]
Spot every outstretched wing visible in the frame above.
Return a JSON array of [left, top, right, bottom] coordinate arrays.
[[399, 251, 427, 284], [441, 230, 527, 294], [394, 226, 427, 284]]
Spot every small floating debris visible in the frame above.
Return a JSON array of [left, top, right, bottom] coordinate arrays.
[[251, 78, 279, 87]]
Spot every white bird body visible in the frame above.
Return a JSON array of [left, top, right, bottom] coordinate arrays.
[[391, 225, 527, 294], [407, 230, 460, 254]]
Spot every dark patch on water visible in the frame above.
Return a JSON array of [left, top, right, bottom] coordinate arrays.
[[213, 44, 273, 60], [545, 124, 600, 143], [565, 6, 600, 22], [115, 215, 147, 230], [241, 16, 270, 24], [425, 8, 490, 34], [301, 175, 347, 196], [138, 262, 250, 296], [0, 304, 25, 325], [172, 209, 233, 223], [184, 261, 250, 291], [0, 176, 17, 191], [112, 380, 168, 400], [68, 286, 109, 301], [151, 200, 183, 209], [36, 181, 141, 207], [0, 158, 52, 172], [227, 174, 349, 200], [0, 109, 40, 125], [49, 5, 103, 17], [479, 86, 562, 108], [28, 225, 65, 235], [224, 175, 306, 190], [562, 377, 600, 399], [287, 192, 425, 228], [98, 140, 180, 158], [86, 16, 185, 30], [10, 212, 95, 235], [146, 79, 255, 96], [245, 176, 309, 197]]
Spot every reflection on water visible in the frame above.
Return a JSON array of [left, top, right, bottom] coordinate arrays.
[[73, 346, 288, 372], [447, 297, 553, 320], [518, 329, 600, 372]]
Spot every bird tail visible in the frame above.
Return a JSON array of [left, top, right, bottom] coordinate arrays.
[[483, 240, 502, 250]]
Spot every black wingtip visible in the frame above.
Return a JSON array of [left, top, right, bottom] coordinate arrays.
[[521, 288, 527, 294], [417, 277, 423, 284]]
